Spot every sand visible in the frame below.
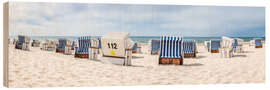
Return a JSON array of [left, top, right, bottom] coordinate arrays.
[[7, 43, 265, 87]]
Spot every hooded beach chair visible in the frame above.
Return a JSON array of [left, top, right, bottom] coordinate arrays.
[[41, 39, 56, 51], [31, 40, 40, 47], [101, 32, 134, 66], [89, 37, 100, 60], [56, 39, 67, 53], [220, 36, 234, 58], [150, 39, 160, 55], [74, 36, 91, 58], [15, 35, 30, 50], [254, 38, 263, 48], [183, 39, 196, 58], [159, 36, 183, 65], [64, 40, 73, 55], [210, 40, 221, 53]]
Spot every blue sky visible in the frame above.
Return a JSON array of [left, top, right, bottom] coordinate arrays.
[[9, 2, 265, 37]]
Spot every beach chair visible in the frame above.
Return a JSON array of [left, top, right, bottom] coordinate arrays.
[[249, 40, 255, 46], [183, 39, 196, 58], [64, 40, 73, 55], [101, 32, 134, 66], [150, 39, 160, 55], [254, 38, 262, 48], [31, 40, 40, 47], [71, 41, 75, 50], [74, 36, 91, 58], [159, 35, 183, 65], [56, 39, 67, 53], [220, 36, 234, 58], [89, 37, 100, 60], [232, 38, 244, 53], [210, 40, 221, 53], [15, 35, 30, 50]]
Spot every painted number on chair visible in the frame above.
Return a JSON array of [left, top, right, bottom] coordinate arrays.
[[107, 43, 118, 49]]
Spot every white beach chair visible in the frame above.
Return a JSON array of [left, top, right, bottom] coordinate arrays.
[[101, 32, 134, 66], [220, 36, 234, 58]]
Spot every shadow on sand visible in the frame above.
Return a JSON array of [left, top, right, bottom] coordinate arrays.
[[182, 63, 203, 66]]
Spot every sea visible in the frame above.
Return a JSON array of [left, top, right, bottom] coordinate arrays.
[[9, 36, 265, 43]]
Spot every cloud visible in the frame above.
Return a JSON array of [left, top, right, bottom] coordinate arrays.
[[9, 2, 265, 37]]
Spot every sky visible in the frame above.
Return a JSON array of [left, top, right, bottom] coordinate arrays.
[[9, 2, 265, 37]]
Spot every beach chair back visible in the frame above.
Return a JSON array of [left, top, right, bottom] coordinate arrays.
[[76, 36, 91, 54], [159, 36, 183, 58], [101, 32, 130, 57], [183, 39, 196, 54], [151, 39, 160, 55], [210, 40, 221, 50]]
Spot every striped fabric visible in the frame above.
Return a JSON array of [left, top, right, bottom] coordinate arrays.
[[254, 38, 262, 46], [183, 40, 195, 54], [210, 40, 221, 50], [151, 39, 160, 54], [56, 39, 67, 50], [159, 36, 182, 58], [75, 36, 91, 54]]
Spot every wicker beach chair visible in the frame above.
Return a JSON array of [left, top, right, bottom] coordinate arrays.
[[254, 38, 262, 48], [150, 39, 160, 55], [64, 40, 73, 55], [220, 36, 234, 58], [159, 36, 183, 65], [15, 35, 30, 50], [56, 39, 67, 53], [74, 36, 91, 58], [183, 39, 196, 58], [101, 32, 134, 66], [210, 40, 221, 53], [31, 40, 40, 47]]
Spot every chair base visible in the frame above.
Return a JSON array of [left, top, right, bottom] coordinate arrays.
[[255, 46, 262, 48], [184, 53, 196, 58], [159, 58, 183, 65], [56, 49, 65, 53], [211, 50, 219, 53], [15, 45, 22, 49], [151, 51, 159, 55], [74, 54, 89, 59], [132, 50, 137, 53]]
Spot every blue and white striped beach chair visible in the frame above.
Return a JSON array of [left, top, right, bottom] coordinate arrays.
[[183, 39, 196, 58], [74, 36, 91, 58], [210, 40, 221, 53], [151, 39, 160, 55], [254, 38, 262, 48], [159, 36, 183, 65], [56, 38, 67, 53], [232, 39, 238, 51]]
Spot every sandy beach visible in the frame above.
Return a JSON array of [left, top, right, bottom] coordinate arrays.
[[7, 43, 265, 88]]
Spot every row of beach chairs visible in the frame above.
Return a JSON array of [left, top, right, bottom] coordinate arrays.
[[13, 34, 264, 66]]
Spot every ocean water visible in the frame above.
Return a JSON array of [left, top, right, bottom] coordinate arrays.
[[9, 36, 265, 43]]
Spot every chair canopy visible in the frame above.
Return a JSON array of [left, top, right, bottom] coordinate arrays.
[[183, 39, 196, 54], [160, 36, 182, 58], [210, 39, 221, 50], [75, 36, 91, 54]]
